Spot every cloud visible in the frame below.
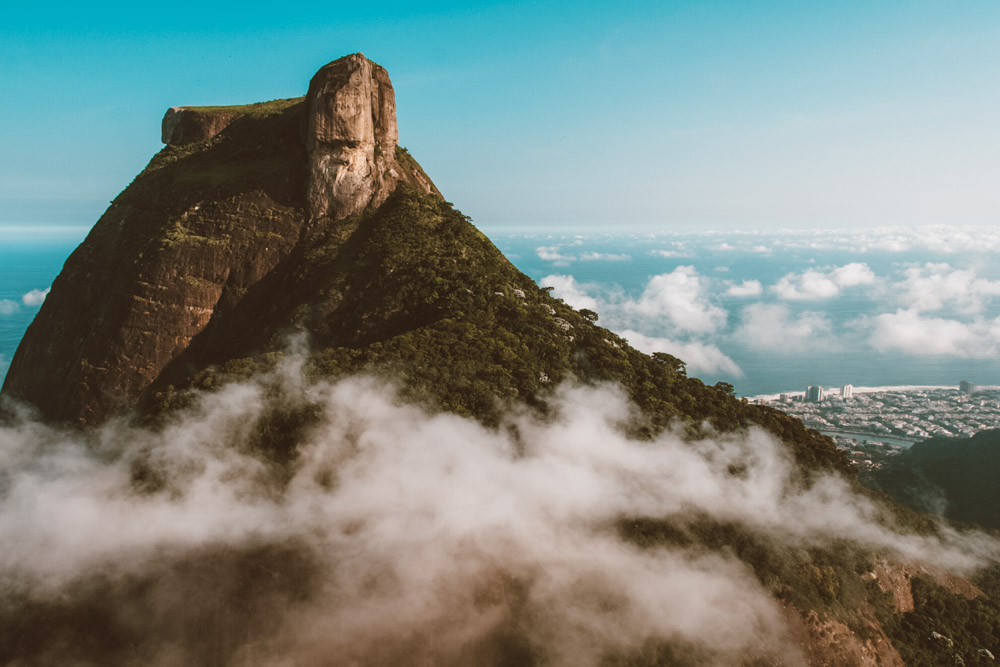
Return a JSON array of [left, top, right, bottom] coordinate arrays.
[[0, 363, 995, 664], [580, 251, 630, 261], [734, 303, 834, 354], [726, 280, 763, 298], [21, 287, 50, 306], [0, 300, 19, 315], [763, 225, 1000, 255], [867, 310, 1000, 358], [772, 262, 876, 300], [544, 269, 733, 375], [536, 245, 575, 263], [649, 249, 690, 258], [898, 263, 1000, 314], [545, 267, 726, 336], [540, 274, 600, 311], [620, 329, 743, 376], [626, 266, 727, 335]]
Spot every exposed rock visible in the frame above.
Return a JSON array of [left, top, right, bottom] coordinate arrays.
[[162, 106, 236, 145], [2, 55, 440, 425], [305, 53, 406, 221], [873, 558, 984, 613], [791, 608, 905, 667]]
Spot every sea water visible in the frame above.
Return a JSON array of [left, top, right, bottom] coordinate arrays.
[[2, 224, 998, 398], [484, 225, 1000, 397], [0, 227, 88, 382]]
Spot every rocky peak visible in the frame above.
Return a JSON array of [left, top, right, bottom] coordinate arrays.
[[162, 106, 236, 145], [305, 52, 403, 221], [3, 54, 439, 425]]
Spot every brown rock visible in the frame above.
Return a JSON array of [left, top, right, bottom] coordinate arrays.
[[162, 107, 235, 145], [305, 53, 405, 221], [2, 55, 440, 425]]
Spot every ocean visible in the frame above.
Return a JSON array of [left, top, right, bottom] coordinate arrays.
[[2, 223, 999, 398], [0, 227, 88, 382], [483, 224, 1000, 396]]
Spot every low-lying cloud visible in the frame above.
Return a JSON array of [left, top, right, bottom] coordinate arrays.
[[21, 287, 50, 307], [541, 268, 738, 376], [733, 303, 835, 354], [619, 329, 743, 376], [726, 279, 763, 298], [898, 263, 1000, 314], [771, 263, 876, 301], [1, 362, 996, 665], [868, 309, 1000, 358]]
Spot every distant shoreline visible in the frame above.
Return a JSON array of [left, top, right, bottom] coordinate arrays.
[[750, 384, 1000, 401]]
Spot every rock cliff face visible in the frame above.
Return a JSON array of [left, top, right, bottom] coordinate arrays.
[[2, 54, 998, 667], [305, 53, 402, 221], [2, 53, 439, 425], [161, 106, 237, 145]]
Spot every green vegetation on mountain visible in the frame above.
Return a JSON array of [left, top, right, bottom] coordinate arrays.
[[865, 429, 1000, 530], [4, 53, 998, 666], [146, 184, 850, 477], [881, 576, 1000, 666]]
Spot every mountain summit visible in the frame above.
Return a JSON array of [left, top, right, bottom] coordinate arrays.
[[2, 55, 999, 666], [3, 53, 439, 425]]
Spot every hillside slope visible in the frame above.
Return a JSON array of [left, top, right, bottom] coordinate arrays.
[[1, 54, 998, 667], [865, 429, 1000, 530]]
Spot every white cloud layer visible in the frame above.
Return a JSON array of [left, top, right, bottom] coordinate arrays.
[[0, 300, 18, 315], [620, 329, 742, 376], [536, 245, 574, 263], [626, 266, 727, 335], [772, 263, 876, 300], [868, 310, 1000, 358], [726, 280, 763, 298], [21, 287, 50, 307], [580, 251, 630, 261], [0, 364, 995, 664], [543, 268, 734, 377], [734, 304, 834, 354], [540, 274, 600, 311], [649, 249, 690, 258], [898, 263, 1000, 314]]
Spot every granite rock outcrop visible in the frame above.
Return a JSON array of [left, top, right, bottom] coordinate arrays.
[[162, 106, 236, 145], [2, 54, 439, 425], [305, 53, 403, 220]]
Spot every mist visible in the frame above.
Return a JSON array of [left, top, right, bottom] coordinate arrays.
[[1, 358, 996, 665]]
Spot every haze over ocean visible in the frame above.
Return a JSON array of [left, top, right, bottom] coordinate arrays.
[[485, 224, 1000, 396], [4, 2, 999, 396], [4, 223, 998, 397]]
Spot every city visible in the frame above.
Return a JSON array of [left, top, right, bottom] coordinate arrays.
[[754, 383, 1000, 471]]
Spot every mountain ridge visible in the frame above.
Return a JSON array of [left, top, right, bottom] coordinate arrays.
[[2, 53, 998, 666]]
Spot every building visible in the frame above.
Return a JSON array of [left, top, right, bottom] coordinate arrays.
[[842, 384, 853, 400], [806, 385, 824, 402], [960, 380, 976, 395]]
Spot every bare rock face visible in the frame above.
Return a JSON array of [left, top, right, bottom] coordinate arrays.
[[305, 53, 403, 221], [2, 54, 441, 425], [162, 107, 235, 145]]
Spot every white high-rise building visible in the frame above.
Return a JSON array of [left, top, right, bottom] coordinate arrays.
[[806, 385, 824, 402], [842, 384, 853, 399]]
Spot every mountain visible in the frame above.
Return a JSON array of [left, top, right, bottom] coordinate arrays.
[[864, 429, 1000, 531], [2, 54, 999, 666]]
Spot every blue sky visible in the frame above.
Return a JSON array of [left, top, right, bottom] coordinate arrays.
[[2, 0, 1000, 230]]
